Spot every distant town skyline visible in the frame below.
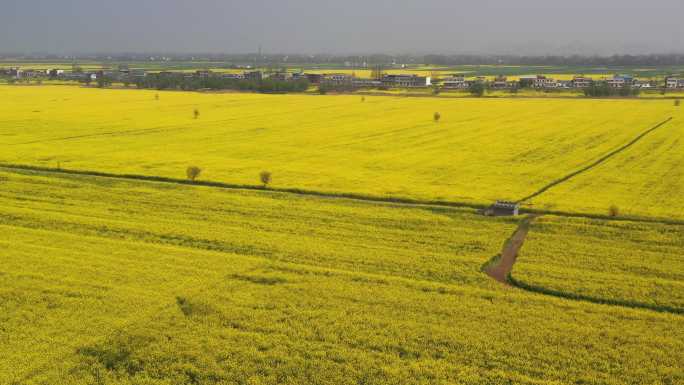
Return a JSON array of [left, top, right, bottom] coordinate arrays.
[[1, 0, 683, 55]]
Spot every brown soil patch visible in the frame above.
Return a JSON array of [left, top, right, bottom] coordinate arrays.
[[486, 216, 538, 284]]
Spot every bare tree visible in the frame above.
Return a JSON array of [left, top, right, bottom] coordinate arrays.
[[186, 166, 202, 182], [260, 171, 272, 188]]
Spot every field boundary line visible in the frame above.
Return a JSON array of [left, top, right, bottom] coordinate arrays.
[[519, 117, 673, 202], [482, 215, 684, 315], [7, 83, 684, 101], [508, 276, 684, 315], [1, 162, 683, 226]]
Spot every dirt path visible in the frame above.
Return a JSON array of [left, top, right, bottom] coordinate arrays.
[[485, 216, 538, 284], [519, 117, 673, 203]]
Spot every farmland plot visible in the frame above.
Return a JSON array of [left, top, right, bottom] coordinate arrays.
[[529, 116, 684, 219], [0, 86, 680, 218], [0, 169, 682, 384], [513, 215, 684, 312]]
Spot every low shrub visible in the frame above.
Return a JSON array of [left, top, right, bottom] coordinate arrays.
[[186, 166, 202, 181], [608, 205, 620, 217], [260, 171, 272, 188]]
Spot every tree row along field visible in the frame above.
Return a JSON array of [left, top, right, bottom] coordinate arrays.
[[1, 86, 683, 220], [3, 60, 684, 78], [0, 169, 682, 385]]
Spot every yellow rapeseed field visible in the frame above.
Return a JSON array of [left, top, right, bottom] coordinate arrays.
[[1, 85, 682, 219], [1, 168, 682, 384], [515, 215, 684, 311]]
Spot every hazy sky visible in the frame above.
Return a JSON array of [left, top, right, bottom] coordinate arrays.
[[1, 0, 683, 55]]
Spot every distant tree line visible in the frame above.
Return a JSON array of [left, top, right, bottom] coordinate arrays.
[[423, 54, 684, 67], [133, 74, 309, 93], [583, 84, 641, 97], [318, 83, 358, 94], [8, 53, 684, 68]]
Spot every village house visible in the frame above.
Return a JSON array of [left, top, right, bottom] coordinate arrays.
[[490, 75, 509, 89], [112, 68, 146, 82], [244, 71, 263, 82], [20, 69, 46, 78], [321, 73, 354, 86], [666, 77, 684, 89], [130, 69, 147, 80], [571, 76, 593, 88], [555, 80, 570, 88], [62, 71, 90, 81], [268, 72, 293, 81], [304, 73, 324, 84], [11, 68, 24, 78], [442, 74, 467, 89], [518, 75, 537, 88], [606, 75, 637, 88], [637, 80, 657, 89], [464, 78, 486, 88], [223, 73, 245, 80], [47, 69, 65, 77], [666, 77, 678, 88], [533, 75, 557, 88], [381, 74, 431, 88], [352, 78, 381, 87], [606, 75, 626, 88], [195, 70, 212, 79]]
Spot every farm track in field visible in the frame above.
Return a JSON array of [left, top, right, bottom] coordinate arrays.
[[1, 163, 684, 226], [520, 117, 673, 202], [483, 216, 538, 284], [483, 215, 684, 315]]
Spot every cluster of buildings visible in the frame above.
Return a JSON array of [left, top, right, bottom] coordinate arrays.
[[440, 74, 678, 90], [180, 71, 434, 88], [0, 67, 147, 82], [2, 66, 684, 90], [0, 66, 433, 88], [293, 73, 432, 88], [666, 77, 684, 89]]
